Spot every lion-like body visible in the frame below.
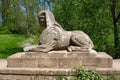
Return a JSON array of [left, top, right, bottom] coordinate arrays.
[[24, 10, 94, 52]]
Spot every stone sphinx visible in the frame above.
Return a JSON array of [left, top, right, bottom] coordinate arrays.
[[3, 10, 113, 80], [24, 10, 94, 53]]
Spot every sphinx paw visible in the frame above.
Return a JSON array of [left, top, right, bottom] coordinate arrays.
[[23, 47, 30, 52]]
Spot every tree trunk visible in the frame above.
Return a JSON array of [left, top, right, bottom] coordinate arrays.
[[1, 0, 9, 27], [110, 0, 120, 58]]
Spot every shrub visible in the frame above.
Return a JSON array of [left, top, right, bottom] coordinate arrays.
[[55, 67, 103, 80]]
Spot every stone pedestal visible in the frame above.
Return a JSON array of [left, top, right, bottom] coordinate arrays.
[[0, 51, 119, 80], [7, 51, 113, 68]]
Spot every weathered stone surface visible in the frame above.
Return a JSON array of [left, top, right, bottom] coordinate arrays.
[[58, 58, 82, 68], [38, 58, 58, 68], [0, 75, 31, 80], [24, 10, 94, 53], [7, 53, 38, 68], [82, 58, 97, 66], [22, 50, 97, 58], [97, 52, 113, 68], [0, 74, 55, 80], [0, 67, 120, 80], [7, 52, 112, 68], [1, 58, 120, 80]]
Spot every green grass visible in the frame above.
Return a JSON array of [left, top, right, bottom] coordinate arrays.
[[0, 34, 28, 59]]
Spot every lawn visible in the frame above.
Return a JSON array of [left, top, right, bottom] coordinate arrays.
[[0, 34, 28, 58]]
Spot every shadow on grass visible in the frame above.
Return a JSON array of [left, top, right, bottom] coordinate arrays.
[[0, 47, 23, 59]]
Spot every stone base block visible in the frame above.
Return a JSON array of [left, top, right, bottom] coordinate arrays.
[[1, 58, 120, 80], [7, 51, 113, 68], [0, 67, 120, 80], [97, 52, 113, 68]]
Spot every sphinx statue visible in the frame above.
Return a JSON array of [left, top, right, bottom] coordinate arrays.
[[24, 10, 94, 53]]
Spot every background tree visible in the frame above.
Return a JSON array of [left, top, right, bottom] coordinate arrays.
[[0, 0, 41, 35], [0, 0, 120, 58], [21, 0, 39, 35], [110, 0, 120, 58], [53, 0, 117, 58], [1, 0, 10, 27], [0, 0, 27, 34]]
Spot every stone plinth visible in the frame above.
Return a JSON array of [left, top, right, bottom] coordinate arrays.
[[0, 60, 120, 80], [0, 51, 118, 80], [7, 51, 113, 68]]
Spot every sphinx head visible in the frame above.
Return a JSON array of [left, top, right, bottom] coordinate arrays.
[[38, 10, 56, 28]]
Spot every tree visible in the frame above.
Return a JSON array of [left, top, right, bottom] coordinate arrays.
[[1, 0, 10, 27], [0, 0, 27, 34], [0, 0, 119, 58], [53, 0, 116, 57], [0, 0, 41, 35], [21, 0, 41, 35], [110, 0, 120, 58]]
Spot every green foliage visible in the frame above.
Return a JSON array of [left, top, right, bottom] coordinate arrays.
[[0, 0, 40, 35], [21, 0, 40, 35], [74, 67, 103, 80], [0, 26, 11, 34], [53, 0, 117, 58], [0, 0, 120, 58], [55, 67, 103, 80], [0, 34, 28, 58], [55, 76, 64, 80]]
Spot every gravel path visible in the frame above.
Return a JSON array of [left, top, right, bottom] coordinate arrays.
[[0, 59, 7, 68]]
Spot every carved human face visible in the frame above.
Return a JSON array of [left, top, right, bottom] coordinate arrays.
[[38, 12, 47, 28], [38, 10, 56, 28]]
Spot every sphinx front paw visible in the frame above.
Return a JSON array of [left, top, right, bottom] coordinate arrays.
[[23, 45, 38, 52], [23, 47, 30, 52]]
